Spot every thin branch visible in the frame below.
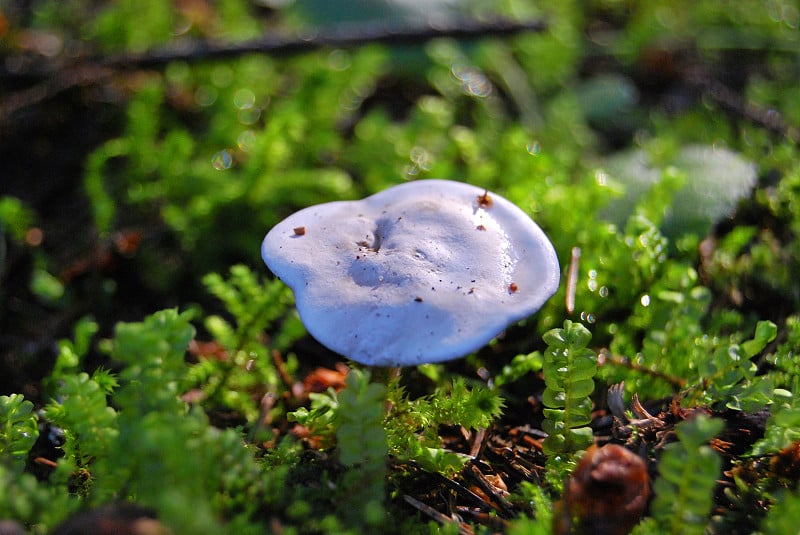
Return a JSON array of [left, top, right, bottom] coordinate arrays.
[[0, 18, 547, 79], [102, 18, 548, 70], [684, 68, 800, 144], [403, 495, 474, 535], [599, 349, 688, 389], [0, 65, 114, 120], [0, 18, 547, 120]]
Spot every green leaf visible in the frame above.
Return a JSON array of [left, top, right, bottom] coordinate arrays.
[[30, 268, 64, 303], [51, 317, 98, 383], [543, 328, 568, 347], [542, 388, 567, 408], [0, 394, 39, 471], [0, 197, 35, 241], [742, 320, 778, 358]]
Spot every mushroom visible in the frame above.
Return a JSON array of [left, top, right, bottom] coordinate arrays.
[[261, 179, 560, 367]]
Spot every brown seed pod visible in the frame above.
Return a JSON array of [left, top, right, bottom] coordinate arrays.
[[555, 444, 650, 535], [293, 226, 306, 236]]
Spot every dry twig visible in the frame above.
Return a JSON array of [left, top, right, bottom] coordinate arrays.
[[0, 18, 547, 119]]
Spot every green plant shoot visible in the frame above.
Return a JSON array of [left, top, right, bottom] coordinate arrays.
[[0, 394, 39, 472], [541, 320, 597, 456], [334, 368, 388, 529], [649, 414, 724, 535]]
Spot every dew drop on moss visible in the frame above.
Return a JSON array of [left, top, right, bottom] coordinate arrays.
[[233, 88, 256, 110], [237, 131, 256, 152], [212, 150, 232, 171]]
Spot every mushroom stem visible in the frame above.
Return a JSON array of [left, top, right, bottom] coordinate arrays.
[[367, 365, 402, 385]]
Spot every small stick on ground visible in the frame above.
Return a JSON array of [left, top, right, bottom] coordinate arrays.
[[566, 246, 580, 315], [599, 349, 687, 388], [403, 495, 474, 535]]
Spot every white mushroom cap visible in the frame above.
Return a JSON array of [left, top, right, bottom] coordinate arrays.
[[261, 179, 560, 367]]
